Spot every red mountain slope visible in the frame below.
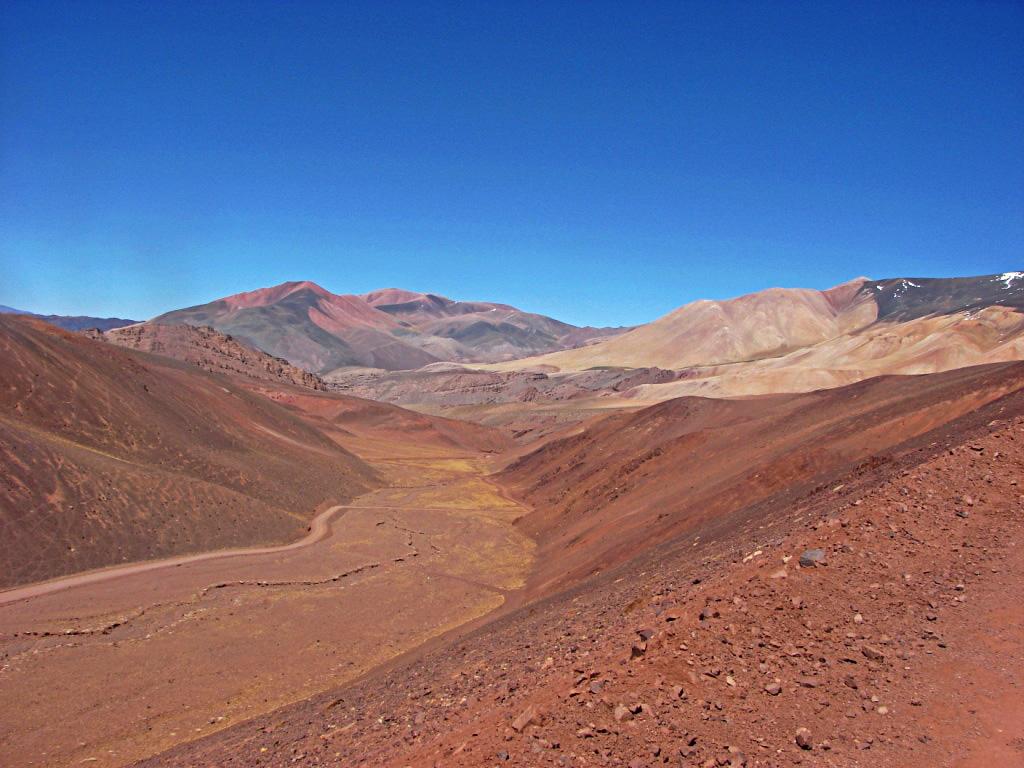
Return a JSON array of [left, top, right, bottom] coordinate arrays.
[[499, 361, 1024, 594], [0, 315, 378, 588]]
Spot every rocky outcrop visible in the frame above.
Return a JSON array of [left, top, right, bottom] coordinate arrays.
[[101, 322, 328, 390]]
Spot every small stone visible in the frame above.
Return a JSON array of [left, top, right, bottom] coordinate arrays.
[[862, 645, 886, 661], [799, 549, 827, 568], [764, 682, 782, 696], [613, 704, 634, 722], [511, 705, 540, 732], [795, 727, 813, 750]]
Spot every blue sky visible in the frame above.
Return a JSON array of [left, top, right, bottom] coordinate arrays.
[[1, 1, 1022, 326]]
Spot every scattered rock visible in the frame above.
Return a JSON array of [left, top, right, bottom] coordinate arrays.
[[795, 727, 813, 750], [613, 704, 634, 722], [511, 705, 541, 733], [862, 645, 886, 662], [799, 549, 827, 568]]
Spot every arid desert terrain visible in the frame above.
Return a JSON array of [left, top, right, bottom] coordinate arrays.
[[2, 272, 1023, 768]]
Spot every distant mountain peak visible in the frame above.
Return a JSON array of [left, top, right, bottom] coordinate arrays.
[[362, 288, 436, 307], [222, 280, 331, 310]]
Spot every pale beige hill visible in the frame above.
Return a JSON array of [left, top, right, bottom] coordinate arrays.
[[626, 305, 1024, 401], [486, 279, 875, 372]]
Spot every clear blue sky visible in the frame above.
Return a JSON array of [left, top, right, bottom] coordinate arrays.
[[1, 1, 1022, 326]]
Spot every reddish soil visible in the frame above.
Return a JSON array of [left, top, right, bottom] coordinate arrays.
[[134, 375, 1024, 768]]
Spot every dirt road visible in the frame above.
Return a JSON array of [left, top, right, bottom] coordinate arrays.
[[0, 505, 352, 607]]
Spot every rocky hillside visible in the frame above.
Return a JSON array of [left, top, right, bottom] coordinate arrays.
[[499, 361, 1024, 594], [98, 322, 327, 390], [867, 272, 1024, 321]]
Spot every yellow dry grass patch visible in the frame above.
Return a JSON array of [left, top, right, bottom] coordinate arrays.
[[428, 519, 536, 591], [410, 477, 520, 511]]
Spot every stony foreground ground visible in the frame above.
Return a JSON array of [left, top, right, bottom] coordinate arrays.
[[141, 390, 1024, 767]]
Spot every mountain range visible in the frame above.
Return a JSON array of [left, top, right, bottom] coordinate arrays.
[[152, 281, 627, 372], [296, 271, 1024, 429], [11, 272, 1024, 394], [0, 305, 138, 332], [488, 273, 1024, 372]]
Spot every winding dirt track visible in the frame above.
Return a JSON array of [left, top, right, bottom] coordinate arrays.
[[0, 505, 351, 607]]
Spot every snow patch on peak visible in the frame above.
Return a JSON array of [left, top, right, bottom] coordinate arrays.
[[998, 271, 1024, 288]]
